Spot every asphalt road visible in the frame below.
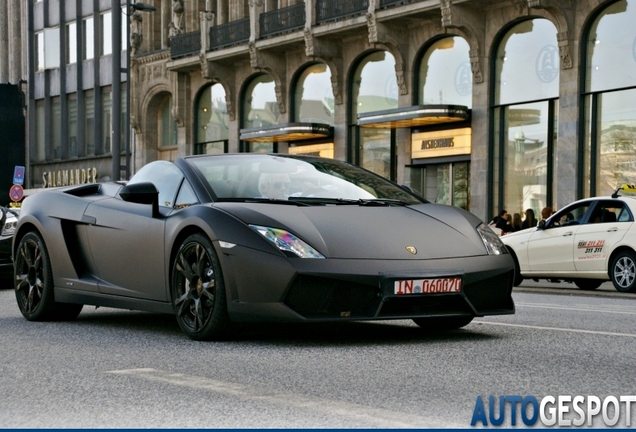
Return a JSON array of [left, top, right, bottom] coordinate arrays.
[[0, 284, 634, 428]]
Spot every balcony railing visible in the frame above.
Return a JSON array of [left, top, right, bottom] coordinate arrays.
[[210, 18, 250, 50], [170, 31, 201, 59], [260, 3, 305, 38], [380, 0, 417, 7], [316, 0, 368, 24]]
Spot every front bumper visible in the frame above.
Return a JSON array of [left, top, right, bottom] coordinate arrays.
[[219, 244, 515, 323]]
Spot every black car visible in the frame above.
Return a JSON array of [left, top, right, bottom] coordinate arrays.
[[0, 207, 18, 285], [13, 154, 515, 340]]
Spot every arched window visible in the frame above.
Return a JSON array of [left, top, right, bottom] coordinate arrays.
[[419, 36, 472, 108], [350, 51, 398, 179], [158, 94, 177, 161], [491, 18, 559, 219], [583, 0, 636, 197], [194, 83, 229, 154], [242, 73, 278, 153]]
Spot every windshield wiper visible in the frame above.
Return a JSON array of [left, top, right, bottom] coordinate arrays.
[[287, 197, 408, 206], [215, 197, 310, 206]]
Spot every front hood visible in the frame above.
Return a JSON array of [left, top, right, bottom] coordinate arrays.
[[214, 202, 488, 259]]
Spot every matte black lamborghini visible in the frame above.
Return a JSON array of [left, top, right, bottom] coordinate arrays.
[[13, 154, 514, 340]]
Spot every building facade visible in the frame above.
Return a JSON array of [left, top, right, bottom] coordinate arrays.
[[17, 0, 636, 223]]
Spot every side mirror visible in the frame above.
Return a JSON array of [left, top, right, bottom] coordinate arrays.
[[119, 182, 159, 217], [537, 220, 546, 230]]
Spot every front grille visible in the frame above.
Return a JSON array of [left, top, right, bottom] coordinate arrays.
[[378, 294, 473, 317], [285, 275, 381, 318], [463, 270, 514, 313]]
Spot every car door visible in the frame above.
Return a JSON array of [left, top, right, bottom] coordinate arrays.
[[526, 201, 593, 273], [574, 200, 633, 272], [83, 161, 186, 301]]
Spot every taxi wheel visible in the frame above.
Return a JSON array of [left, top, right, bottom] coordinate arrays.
[[574, 279, 602, 290], [610, 251, 636, 293], [412, 316, 473, 331]]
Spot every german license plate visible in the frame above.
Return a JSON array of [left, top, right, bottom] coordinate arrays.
[[394, 277, 462, 295]]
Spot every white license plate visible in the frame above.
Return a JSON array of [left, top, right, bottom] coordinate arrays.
[[394, 277, 462, 295]]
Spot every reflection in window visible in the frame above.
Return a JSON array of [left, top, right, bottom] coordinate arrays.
[[52, 97, 61, 159], [195, 83, 228, 154], [243, 74, 277, 153], [35, 100, 45, 162], [102, 12, 112, 56], [584, 1, 636, 197], [67, 22, 77, 64], [35, 32, 44, 71], [68, 94, 78, 157], [492, 19, 559, 219], [351, 51, 397, 179], [288, 143, 334, 158], [84, 17, 94, 60], [419, 36, 472, 108], [495, 19, 559, 105], [101, 87, 112, 155], [294, 63, 335, 125], [159, 95, 178, 161], [85, 89, 95, 156]]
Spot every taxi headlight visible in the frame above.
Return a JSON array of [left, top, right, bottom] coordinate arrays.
[[2, 219, 16, 236], [477, 223, 508, 255], [249, 225, 324, 258]]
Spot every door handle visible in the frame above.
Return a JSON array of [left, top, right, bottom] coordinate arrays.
[[562, 232, 573, 236], [607, 227, 618, 232]]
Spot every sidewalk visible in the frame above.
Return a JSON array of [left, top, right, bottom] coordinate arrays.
[[514, 278, 636, 299]]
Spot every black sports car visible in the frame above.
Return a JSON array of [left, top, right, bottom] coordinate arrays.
[[13, 154, 514, 340]]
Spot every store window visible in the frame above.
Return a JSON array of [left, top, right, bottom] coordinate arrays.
[[583, 0, 636, 197], [159, 95, 178, 161], [242, 74, 278, 153], [491, 18, 559, 220], [350, 51, 398, 180], [418, 36, 472, 108], [195, 83, 229, 155]]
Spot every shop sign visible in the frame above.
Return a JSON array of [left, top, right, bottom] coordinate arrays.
[[43, 167, 98, 188], [411, 128, 471, 159]]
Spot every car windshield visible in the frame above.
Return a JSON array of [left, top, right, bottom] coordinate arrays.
[[187, 154, 424, 205]]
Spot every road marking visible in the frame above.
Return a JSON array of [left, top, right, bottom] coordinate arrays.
[[106, 368, 461, 428], [473, 320, 636, 338], [515, 302, 636, 315]]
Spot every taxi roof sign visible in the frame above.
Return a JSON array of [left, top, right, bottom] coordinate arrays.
[[611, 183, 636, 198]]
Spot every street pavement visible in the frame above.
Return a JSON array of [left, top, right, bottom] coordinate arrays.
[[516, 278, 636, 298]]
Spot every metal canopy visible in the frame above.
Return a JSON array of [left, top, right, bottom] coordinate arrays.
[[357, 105, 470, 129], [240, 123, 333, 142]]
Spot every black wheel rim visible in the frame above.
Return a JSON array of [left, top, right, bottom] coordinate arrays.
[[614, 256, 636, 289], [15, 238, 44, 314], [173, 242, 216, 333]]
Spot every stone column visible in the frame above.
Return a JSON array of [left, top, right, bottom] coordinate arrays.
[[0, 1, 8, 83], [9, 0, 21, 83]]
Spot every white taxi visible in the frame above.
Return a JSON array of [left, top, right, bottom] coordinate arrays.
[[501, 185, 636, 293]]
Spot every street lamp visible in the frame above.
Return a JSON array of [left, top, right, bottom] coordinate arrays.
[[112, 1, 156, 182]]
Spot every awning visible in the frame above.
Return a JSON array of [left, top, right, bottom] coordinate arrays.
[[358, 105, 470, 128], [240, 123, 333, 142]]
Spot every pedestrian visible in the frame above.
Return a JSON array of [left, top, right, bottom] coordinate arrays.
[[511, 212, 522, 231], [540, 206, 553, 221], [521, 208, 536, 229]]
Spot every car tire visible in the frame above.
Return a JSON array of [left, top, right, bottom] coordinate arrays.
[[171, 233, 234, 340], [14, 231, 83, 321], [574, 279, 602, 291], [610, 250, 636, 293], [412, 316, 474, 331]]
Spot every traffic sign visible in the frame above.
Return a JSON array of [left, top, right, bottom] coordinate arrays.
[[9, 184, 23, 202], [13, 166, 25, 185]]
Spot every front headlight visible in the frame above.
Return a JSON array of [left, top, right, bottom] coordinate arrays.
[[249, 225, 325, 258], [476, 223, 508, 255], [2, 216, 17, 236]]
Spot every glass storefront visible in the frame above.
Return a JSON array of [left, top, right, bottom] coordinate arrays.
[[491, 18, 559, 219], [242, 74, 278, 153], [583, 0, 636, 197], [195, 83, 229, 155]]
